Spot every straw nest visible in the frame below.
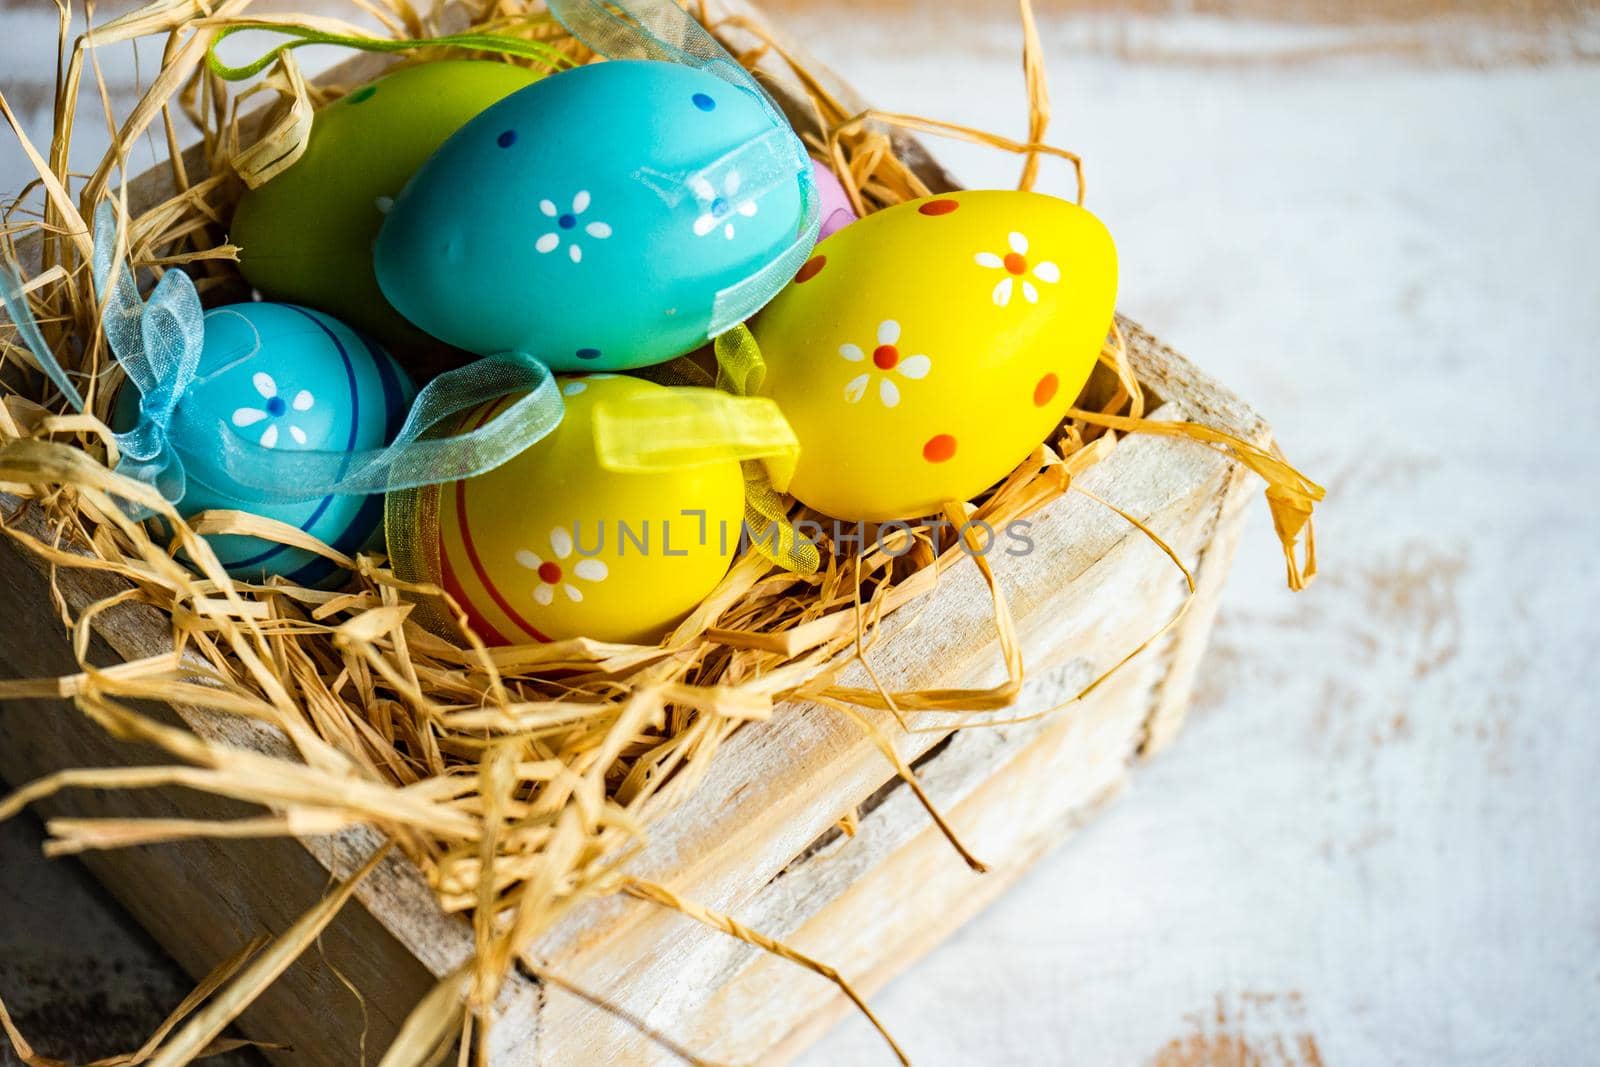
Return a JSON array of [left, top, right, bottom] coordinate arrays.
[[0, 0, 1322, 1062]]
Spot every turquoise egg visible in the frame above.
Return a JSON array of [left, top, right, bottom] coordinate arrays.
[[114, 302, 414, 586], [374, 59, 807, 372]]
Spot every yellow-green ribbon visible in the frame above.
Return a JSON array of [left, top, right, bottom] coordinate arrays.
[[713, 326, 819, 575], [717, 325, 821, 575], [205, 22, 574, 82], [591, 388, 798, 491], [713, 319, 769, 397], [589, 326, 820, 575]]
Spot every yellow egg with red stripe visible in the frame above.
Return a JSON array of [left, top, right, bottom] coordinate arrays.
[[750, 189, 1117, 522], [415, 375, 745, 645]]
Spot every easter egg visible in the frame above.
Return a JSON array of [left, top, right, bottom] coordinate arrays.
[[114, 303, 414, 586], [751, 189, 1117, 522], [230, 60, 543, 345], [811, 158, 859, 240], [374, 59, 808, 372], [401, 375, 744, 645]]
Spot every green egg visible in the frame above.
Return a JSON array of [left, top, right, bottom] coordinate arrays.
[[230, 60, 543, 347]]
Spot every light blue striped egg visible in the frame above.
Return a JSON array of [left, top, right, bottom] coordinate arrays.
[[115, 302, 414, 586]]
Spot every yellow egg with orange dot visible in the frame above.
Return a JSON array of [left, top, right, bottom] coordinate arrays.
[[399, 375, 745, 645], [750, 189, 1118, 521]]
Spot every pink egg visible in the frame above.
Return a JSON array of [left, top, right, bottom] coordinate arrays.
[[811, 157, 860, 239]]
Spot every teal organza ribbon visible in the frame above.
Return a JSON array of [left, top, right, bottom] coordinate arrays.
[[523, 0, 820, 336], [0, 202, 564, 514]]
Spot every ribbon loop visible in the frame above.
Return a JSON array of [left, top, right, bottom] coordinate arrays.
[[126, 267, 205, 446], [713, 318, 768, 395], [86, 202, 204, 510]]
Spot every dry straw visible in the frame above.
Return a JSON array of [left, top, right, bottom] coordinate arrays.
[[0, 0, 1322, 1063]]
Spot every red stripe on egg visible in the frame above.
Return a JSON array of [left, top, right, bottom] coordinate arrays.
[[453, 397, 552, 644], [440, 534, 511, 647]]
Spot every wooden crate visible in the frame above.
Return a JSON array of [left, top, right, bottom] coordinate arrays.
[[0, 2, 1269, 1062]]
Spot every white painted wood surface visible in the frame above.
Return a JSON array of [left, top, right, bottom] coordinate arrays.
[[3, 7, 1599, 1066], [780, 13, 1600, 1067]]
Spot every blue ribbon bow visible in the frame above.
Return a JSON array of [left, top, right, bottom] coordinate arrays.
[[1, 202, 565, 517], [90, 224, 207, 506]]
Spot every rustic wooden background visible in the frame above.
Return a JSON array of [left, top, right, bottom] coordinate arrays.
[[4, 1, 1600, 1064]]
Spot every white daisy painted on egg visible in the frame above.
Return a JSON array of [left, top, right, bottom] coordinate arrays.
[[839, 319, 931, 409], [976, 232, 1060, 307], [536, 190, 613, 264], [691, 170, 758, 240], [516, 526, 608, 605], [231, 372, 314, 449]]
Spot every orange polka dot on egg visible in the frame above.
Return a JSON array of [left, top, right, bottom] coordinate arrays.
[[923, 434, 957, 463], [1034, 372, 1060, 407], [795, 255, 827, 283], [918, 199, 960, 216]]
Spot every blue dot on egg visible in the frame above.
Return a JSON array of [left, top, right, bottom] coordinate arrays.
[[576, 347, 601, 361], [558, 213, 577, 230], [692, 92, 716, 112], [266, 395, 287, 417], [497, 129, 517, 148]]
